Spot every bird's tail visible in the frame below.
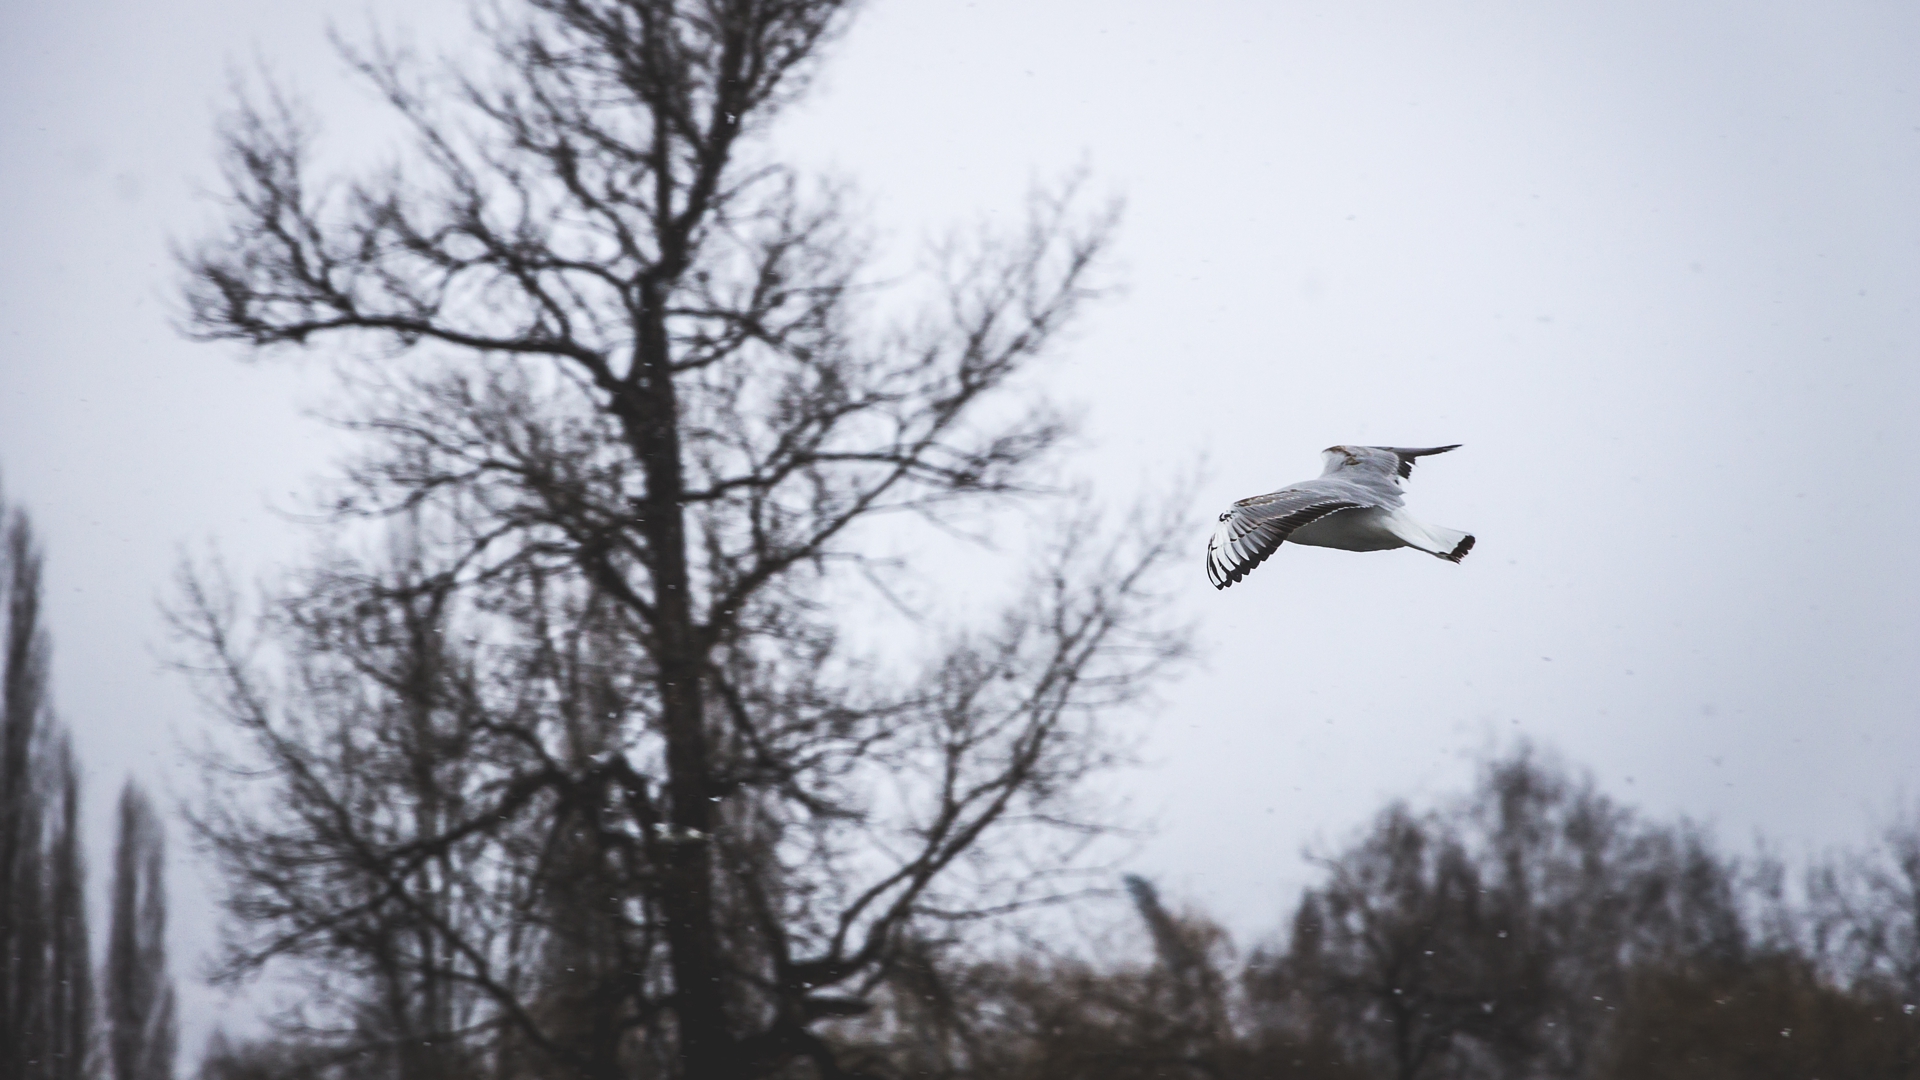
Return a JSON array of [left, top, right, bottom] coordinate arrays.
[[1386, 511, 1475, 563], [1423, 526, 1475, 563]]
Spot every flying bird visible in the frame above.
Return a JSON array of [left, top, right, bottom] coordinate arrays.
[[1206, 445, 1474, 589]]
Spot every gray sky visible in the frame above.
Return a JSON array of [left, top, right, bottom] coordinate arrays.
[[4, 0, 1917, 1058]]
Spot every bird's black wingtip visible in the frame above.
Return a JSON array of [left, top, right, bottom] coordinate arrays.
[[1391, 444, 1463, 478], [1208, 563, 1248, 590], [1443, 534, 1475, 563]]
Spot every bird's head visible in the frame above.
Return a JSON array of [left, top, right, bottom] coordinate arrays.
[[1322, 445, 1407, 477]]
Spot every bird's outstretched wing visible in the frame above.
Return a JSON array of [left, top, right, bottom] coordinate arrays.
[[1206, 487, 1366, 589]]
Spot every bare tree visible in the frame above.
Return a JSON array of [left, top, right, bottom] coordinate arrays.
[[1123, 875, 1231, 1057], [823, 893, 1244, 1080], [108, 781, 176, 1080], [1803, 808, 1920, 1070], [174, 2, 1184, 1077], [1255, 748, 1751, 1080], [1272, 802, 1511, 1080]]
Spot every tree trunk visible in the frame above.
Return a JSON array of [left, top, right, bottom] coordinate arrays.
[[625, 284, 730, 1077]]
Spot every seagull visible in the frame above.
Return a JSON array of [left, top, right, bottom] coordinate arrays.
[[1206, 445, 1474, 589]]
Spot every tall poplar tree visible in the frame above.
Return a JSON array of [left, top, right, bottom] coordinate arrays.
[[48, 738, 95, 1080], [3, 493, 65, 1079], [3, 488, 99, 1080], [107, 781, 175, 1080]]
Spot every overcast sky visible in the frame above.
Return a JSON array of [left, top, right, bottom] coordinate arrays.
[[4, 0, 1917, 1059]]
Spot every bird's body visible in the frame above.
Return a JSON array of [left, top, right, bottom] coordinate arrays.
[[1206, 444, 1473, 589]]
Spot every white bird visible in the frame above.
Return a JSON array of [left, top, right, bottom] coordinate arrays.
[[1206, 444, 1474, 589]]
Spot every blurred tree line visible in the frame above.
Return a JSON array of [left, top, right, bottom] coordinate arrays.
[[190, 740, 1920, 1080], [2, 488, 179, 1080], [783, 747, 1920, 1080]]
